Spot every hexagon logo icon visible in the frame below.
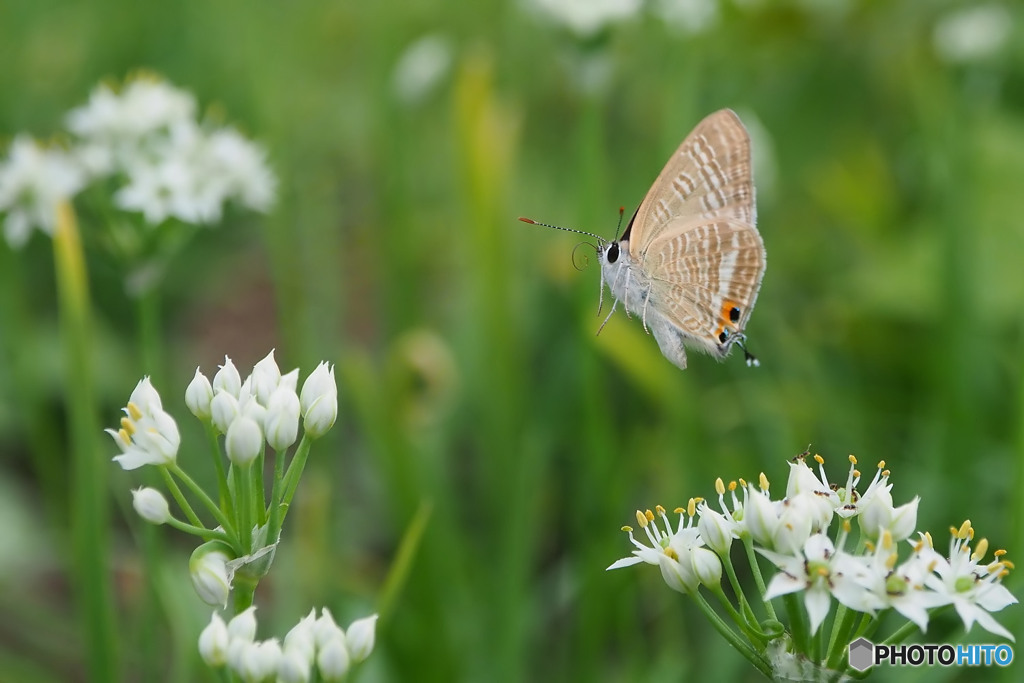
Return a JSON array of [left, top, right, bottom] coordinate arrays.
[[848, 637, 874, 672]]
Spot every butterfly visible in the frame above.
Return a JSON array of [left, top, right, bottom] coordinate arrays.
[[521, 109, 766, 370]]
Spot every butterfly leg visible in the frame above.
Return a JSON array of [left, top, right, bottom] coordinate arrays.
[[621, 269, 633, 319], [641, 283, 652, 334], [597, 298, 618, 336]]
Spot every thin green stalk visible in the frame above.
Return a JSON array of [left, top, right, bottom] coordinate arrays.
[[169, 463, 237, 541], [280, 435, 312, 508], [164, 517, 231, 540], [233, 465, 253, 552], [720, 550, 760, 627], [743, 537, 778, 620], [160, 466, 203, 528], [204, 422, 231, 511], [782, 592, 810, 657], [53, 200, 118, 681], [254, 447, 267, 525], [707, 583, 769, 646], [265, 447, 287, 548], [691, 590, 773, 678], [825, 604, 858, 671]]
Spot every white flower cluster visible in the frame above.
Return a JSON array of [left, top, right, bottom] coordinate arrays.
[[199, 607, 378, 683], [609, 454, 1017, 643], [187, 351, 338, 464], [0, 74, 275, 248]]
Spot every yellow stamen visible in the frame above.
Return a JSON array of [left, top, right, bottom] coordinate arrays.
[[972, 538, 989, 562], [865, 540, 876, 552], [881, 530, 893, 551], [715, 478, 725, 495], [1002, 560, 1015, 570], [126, 402, 143, 421], [117, 428, 131, 446], [994, 549, 1007, 558], [655, 504, 666, 516], [814, 454, 824, 465], [848, 454, 857, 465], [687, 498, 696, 517], [881, 469, 890, 477], [673, 507, 684, 515], [957, 520, 972, 539], [621, 526, 632, 532], [120, 417, 135, 435], [852, 469, 860, 478], [876, 459, 884, 469], [759, 472, 769, 491], [664, 547, 679, 561], [885, 553, 898, 571], [730, 480, 739, 491], [842, 519, 851, 533], [644, 509, 655, 523], [635, 511, 648, 528]]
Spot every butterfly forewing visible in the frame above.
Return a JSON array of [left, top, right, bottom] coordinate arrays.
[[628, 109, 754, 253]]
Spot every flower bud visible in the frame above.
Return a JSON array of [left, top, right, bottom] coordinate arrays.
[[185, 367, 214, 420], [226, 415, 262, 466], [278, 645, 312, 683], [198, 612, 229, 667], [210, 389, 239, 434], [213, 356, 242, 396], [696, 504, 733, 555], [228, 605, 259, 642], [283, 609, 317, 665], [131, 486, 170, 524], [190, 542, 234, 608], [250, 350, 282, 405], [300, 362, 337, 439], [265, 386, 300, 451], [344, 613, 378, 663], [691, 547, 723, 587], [316, 632, 350, 681], [313, 608, 345, 650]]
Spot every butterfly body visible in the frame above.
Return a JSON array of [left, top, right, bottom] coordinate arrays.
[[597, 109, 766, 370]]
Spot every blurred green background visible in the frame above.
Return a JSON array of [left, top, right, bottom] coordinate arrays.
[[1, 0, 1022, 681]]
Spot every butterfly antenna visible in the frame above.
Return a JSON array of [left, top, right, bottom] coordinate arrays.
[[615, 206, 625, 239], [518, 217, 606, 243], [735, 335, 760, 368]]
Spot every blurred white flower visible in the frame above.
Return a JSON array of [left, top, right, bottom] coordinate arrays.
[[107, 377, 181, 470], [392, 34, 454, 105], [265, 385, 301, 451], [66, 75, 275, 227], [528, 0, 641, 38], [227, 605, 259, 642], [198, 612, 230, 667], [185, 367, 215, 420], [933, 4, 1012, 64], [0, 136, 86, 248], [226, 415, 263, 467], [67, 77, 196, 145], [653, 0, 719, 35], [316, 632, 350, 681], [607, 504, 712, 594]]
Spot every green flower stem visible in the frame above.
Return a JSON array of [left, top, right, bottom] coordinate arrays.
[[204, 422, 230, 511], [782, 592, 810, 656], [254, 447, 267, 525], [169, 463, 237, 542], [691, 589, 772, 678], [265, 446, 287, 551], [825, 604, 857, 672], [720, 551, 759, 628], [233, 464, 253, 552], [707, 583, 768, 645], [165, 516, 231, 540], [53, 200, 118, 681], [280, 434, 312, 509], [232, 571, 258, 613], [743, 537, 778, 621], [160, 466, 203, 528]]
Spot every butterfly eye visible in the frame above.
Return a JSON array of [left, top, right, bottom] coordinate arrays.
[[729, 306, 741, 323], [606, 243, 619, 263], [718, 329, 729, 344]]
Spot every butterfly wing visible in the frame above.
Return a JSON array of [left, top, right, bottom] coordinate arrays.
[[626, 109, 755, 253], [644, 217, 766, 358]]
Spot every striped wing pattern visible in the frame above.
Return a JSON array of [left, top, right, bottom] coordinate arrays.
[[629, 109, 765, 358]]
